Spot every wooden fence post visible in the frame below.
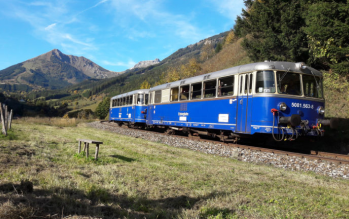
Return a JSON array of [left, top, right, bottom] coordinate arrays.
[[0, 103, 7, 136], [8, 109, 12, 130], [4, 105, 8, 131]]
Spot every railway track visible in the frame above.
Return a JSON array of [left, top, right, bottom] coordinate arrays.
[[100, 121, 349, 166]]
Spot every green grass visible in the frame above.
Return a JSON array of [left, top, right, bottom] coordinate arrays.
[[0, 119, 349, 218]]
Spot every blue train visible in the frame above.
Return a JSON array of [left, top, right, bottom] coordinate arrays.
[[110, 61, 336, 141], [109, 89, 149, 127]]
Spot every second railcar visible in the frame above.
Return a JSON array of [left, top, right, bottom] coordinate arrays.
[[110, 89, 149, 127]]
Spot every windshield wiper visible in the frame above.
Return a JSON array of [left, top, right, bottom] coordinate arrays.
[[278, 68, 291, 90]]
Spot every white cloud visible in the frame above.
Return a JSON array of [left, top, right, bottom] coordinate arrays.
[[7, 1, 98, 53], [44, 23, 56, 30], [102, 60, 136, 68], [63, 34, 93, 47], [208, 0, 245, 20], [108, 0, 208, 42]]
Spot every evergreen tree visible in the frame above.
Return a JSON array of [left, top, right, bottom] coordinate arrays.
[[304, 0, 349, 74], [95, 97, 110, 119], [234, 0, 308, 62]]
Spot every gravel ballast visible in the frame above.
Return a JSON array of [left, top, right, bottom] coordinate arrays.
[[89, 122, 349, 179]]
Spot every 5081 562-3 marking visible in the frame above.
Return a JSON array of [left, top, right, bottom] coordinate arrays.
[[291, 102, 314, 109]]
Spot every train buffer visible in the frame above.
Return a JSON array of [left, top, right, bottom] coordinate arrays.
[[77, 139, 103, 160]]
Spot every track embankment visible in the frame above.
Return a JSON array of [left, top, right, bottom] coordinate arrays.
[[89, 121, 349, 179]]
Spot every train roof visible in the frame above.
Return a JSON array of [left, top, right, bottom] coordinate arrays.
[[150, 61, 322, 91], [111, 89, 149, 99]]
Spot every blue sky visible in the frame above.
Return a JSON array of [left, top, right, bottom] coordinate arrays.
[[0, 0, 245, 72]]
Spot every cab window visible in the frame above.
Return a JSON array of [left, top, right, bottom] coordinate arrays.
[[277, 72, 301, 95], [256, 70, 275, 93], [303, 75, 323, 98]]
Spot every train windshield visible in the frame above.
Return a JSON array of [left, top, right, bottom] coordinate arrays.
[[256, 70, 275, 93], [277, 71, 301, 95], [303, 75, 323, 98]]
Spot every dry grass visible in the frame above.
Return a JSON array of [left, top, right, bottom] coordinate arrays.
[[16, 117, 97, 127], [0, 119, 349, 218], [198, 38, 251, 75]]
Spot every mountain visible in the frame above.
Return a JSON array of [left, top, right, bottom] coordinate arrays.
[[131, 58, 161, 69], [0, 49, 121, 90]]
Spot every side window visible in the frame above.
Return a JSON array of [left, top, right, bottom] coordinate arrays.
[[180, 85, 190, 100], [219, 76, 234, 96], [137, 94, 143, 105], [145, 94, 149, 105], [162, 89, 170, 103], [171, 87, 179, 102], [244, 75, 248, 94], [203, 80, 216, 98], [129, 95, 133, 105], [154, 90, 162, 103], [191, 83, 202, 99]]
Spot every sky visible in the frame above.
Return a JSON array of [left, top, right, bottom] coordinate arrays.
[[0, 0, 245, 72]]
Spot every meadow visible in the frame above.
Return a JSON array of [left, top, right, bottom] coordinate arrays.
[[0, 118, 349, 218]]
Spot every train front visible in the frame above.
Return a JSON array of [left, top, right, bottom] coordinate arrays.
[[253, 62, 337, 141]]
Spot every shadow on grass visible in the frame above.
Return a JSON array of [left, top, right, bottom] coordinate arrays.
[[0, 181, 231, 219], [109, 154, 137, 162]]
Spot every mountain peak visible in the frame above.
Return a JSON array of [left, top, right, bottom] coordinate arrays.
[[0, 49, 122, 90], [131, 58, 161, 69]]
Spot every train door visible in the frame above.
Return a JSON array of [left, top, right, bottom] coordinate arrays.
[[237, 73, 253, 133]]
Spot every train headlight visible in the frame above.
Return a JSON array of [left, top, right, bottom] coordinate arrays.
[[317, 106, 325, 115], [279, 102, 287, 111]]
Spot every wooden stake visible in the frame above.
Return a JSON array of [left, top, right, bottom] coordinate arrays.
[[78, 141, 81, 153], [0, 104, 7, 136], [4, 105, 8, 131], [95, 144, 99, 160], [8, 109, 12, 130], [86, 143, 89, 158]]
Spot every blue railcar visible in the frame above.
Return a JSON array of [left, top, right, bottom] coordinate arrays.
[[146, 61, 336, 141], [110, 89, 149, 127]]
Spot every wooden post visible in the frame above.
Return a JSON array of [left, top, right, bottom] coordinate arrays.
[[78, 141, 81, 153], [8, 109, 12, 130], [0, 103, 6, 136], [95, 144, 99, 160], [4, 105, 8, 131], [86, 143, 89, 158]]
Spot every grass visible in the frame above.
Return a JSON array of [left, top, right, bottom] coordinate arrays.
[[0, 118, 349, 218], [16, 117, 96, 127]]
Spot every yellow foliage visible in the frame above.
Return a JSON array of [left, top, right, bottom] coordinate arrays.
[[140, 80, 151, 89], [200, 43, 215, 61], [224, 31, 236, 46]]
